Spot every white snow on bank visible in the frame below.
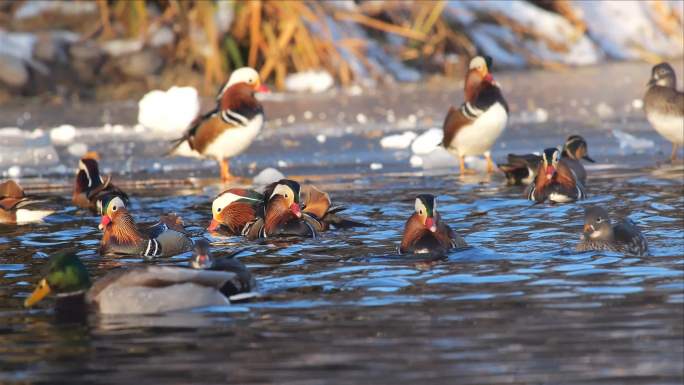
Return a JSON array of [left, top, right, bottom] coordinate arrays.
[[49, 124, 76, 145], [613, 130, 655, 152], [380, 131, 416, 149], [411, 128, 443, 155], [138, 86, 200, 134], [253, 167, 285, 185], [575, 1, 684, 60], [285, 70, 334, 93]]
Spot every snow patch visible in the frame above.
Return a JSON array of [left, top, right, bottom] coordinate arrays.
[[411, 128, 443, 155], [284, 70, 334, 93], [380, 131, 416, 149], [138, 86, 200, 134], [253, 167, 285, 186], [49, 124, 76, 145]]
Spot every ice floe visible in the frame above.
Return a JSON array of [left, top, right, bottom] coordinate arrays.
[[138, 86, 200, 134], [284, 70, 334, 93], [411, 128, 443, 155], [380, 131, 417, 150], [253, 167, 285, 186], [613, 130, 655, 152]]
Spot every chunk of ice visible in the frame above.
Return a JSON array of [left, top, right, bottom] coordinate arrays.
[[253, 167, 285, 186], [411, 128, 443, 155], [284, 70, 334, 93], [380, 131, 417, 149], [138, 86, 200, 134], [49, 124, 76, 145], [612, 130, 655, 151]]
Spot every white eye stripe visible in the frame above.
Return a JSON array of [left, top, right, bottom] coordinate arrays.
[[213, 192, 260, 213]]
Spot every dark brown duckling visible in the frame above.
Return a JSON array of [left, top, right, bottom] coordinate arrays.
[[400, 194, 467, 254], [72, 153, 129, 212], [576, 206, 648, 256]]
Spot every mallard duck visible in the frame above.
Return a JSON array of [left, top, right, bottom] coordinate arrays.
[[24, 252, 243, 314], [98, 195, 192, 257], [169, 67, 269, 181], [72, 153, 129, 212], [525, 148, 587, 203], [0, 180, 53, 225], [576, 206, 648, 256], [190, 238, 256, 299], [400, 194, 467, 254]]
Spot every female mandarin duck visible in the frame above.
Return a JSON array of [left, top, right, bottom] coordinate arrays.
[[98, 195, 192, 257], [576, 206, 648, 256], [643, 62, 684, 161], [400, 194, 467, 254], [207, 188, 264, 235], [442, 56, 508, 175], [243, 179, 318, 240], [0, 180, 53, 225], [72, 153, 129, 212], [525, 148, 587, 203], [191, 239, 256, 300], [499, 135, 595, 186], [24, 252, 244, 314], [169, 67, 269, 182]]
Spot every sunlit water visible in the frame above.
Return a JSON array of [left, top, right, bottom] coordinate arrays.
[[1, 164, 682, 384]]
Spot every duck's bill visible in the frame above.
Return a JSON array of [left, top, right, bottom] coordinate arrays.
[[582, 155, 595, 163], [24, 278, 51, 307]]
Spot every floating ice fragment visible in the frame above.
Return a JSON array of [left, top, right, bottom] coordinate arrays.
[[632, 99, 644, 110], [138, 86, 199, 134], [356, 113, 368, 124], [369, 162, 383, 170], [380, 131, 417, 149], [303, 111, 313, 120], [67, 142, 88, 157], [612, 130, 655, 151], [49, 124, 76, 145], [277, 160, 288, 168], [316, 134, 327, 144], [596, 102, 614, 119], [411, 128, 443, 155], [253, 167, 285, 185], [284, 70, 334, 93], [7, 165, 21, 177], [409, 155, 423, 167]]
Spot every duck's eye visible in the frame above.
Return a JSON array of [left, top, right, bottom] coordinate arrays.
[[248, 78, 254, 83], [284, 193, 288, 198], [112, 205, 117, 212], [419, 209, 424, 215], [596, 217, 603, 223], [216, 207, 222, 213]]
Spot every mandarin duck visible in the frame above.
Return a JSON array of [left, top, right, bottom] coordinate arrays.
[[442, 56, 508, 174], [499, 135, 594, 186], [300, 184, 367, 231], [0, 180, 53, 225], [207, 188, 264, 235], [191, 238, 256, 300], [400, 194, 467, 254], [169, 67, 269, 181], [98, 195, 192, 257], [525, 148, 587, 203], [24, 252, 244, 315], [644, 62, 684, 161], [576, 206, 648, 256], [243, 179, 318, 240], [72, 154, 129, 212]]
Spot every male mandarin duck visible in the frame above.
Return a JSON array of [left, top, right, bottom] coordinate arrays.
[[0, 180, 53, 225], [400, 194, 467, 254], [243, 179, 318, 240], [169, 67, 269, 181], [644, 62, 684, 161], [98, 194, 192, 257], [207, 188, 264, 235], [499, 135, 595, 186], [525, 148, 587, 203], [576, 206, 648, 256], [190, 238, 256, 299], [300, 184, 367, 231], [442, 56, 508, 174], [24, 252, 244, 314], [72, 153, 129, 212]]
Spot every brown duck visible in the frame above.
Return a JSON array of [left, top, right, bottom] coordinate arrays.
[[400, 194, 467, 254], [525, 148, 587, 203], [207, 188, 264, 235], [98, 195, 192, 258], [72, 153, 129, 212], [0, 180, 53, 225]]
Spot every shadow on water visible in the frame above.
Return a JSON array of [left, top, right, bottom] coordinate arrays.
[[1, 164, 683, 384]]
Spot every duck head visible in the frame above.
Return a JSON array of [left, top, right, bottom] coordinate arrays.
[[77, 157, 104, 189], [217, 67, 269, 101], [24, 253, 91, 307], [191, 238, 213, 269], [648, 62, 676, 88], [415, 194, 438, 233], [208, 189, 263, 232], [98, 195, 128, 230], [542, 147, 561, 180], [582, 206, 614, 241], [562, 135, 594, 163], [265, 179, 302, 218]]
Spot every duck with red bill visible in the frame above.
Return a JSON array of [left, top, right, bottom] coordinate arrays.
[[399, 194, 466, 255]]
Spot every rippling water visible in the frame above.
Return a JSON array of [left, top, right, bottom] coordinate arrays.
[[1, 163, 682, 384]]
